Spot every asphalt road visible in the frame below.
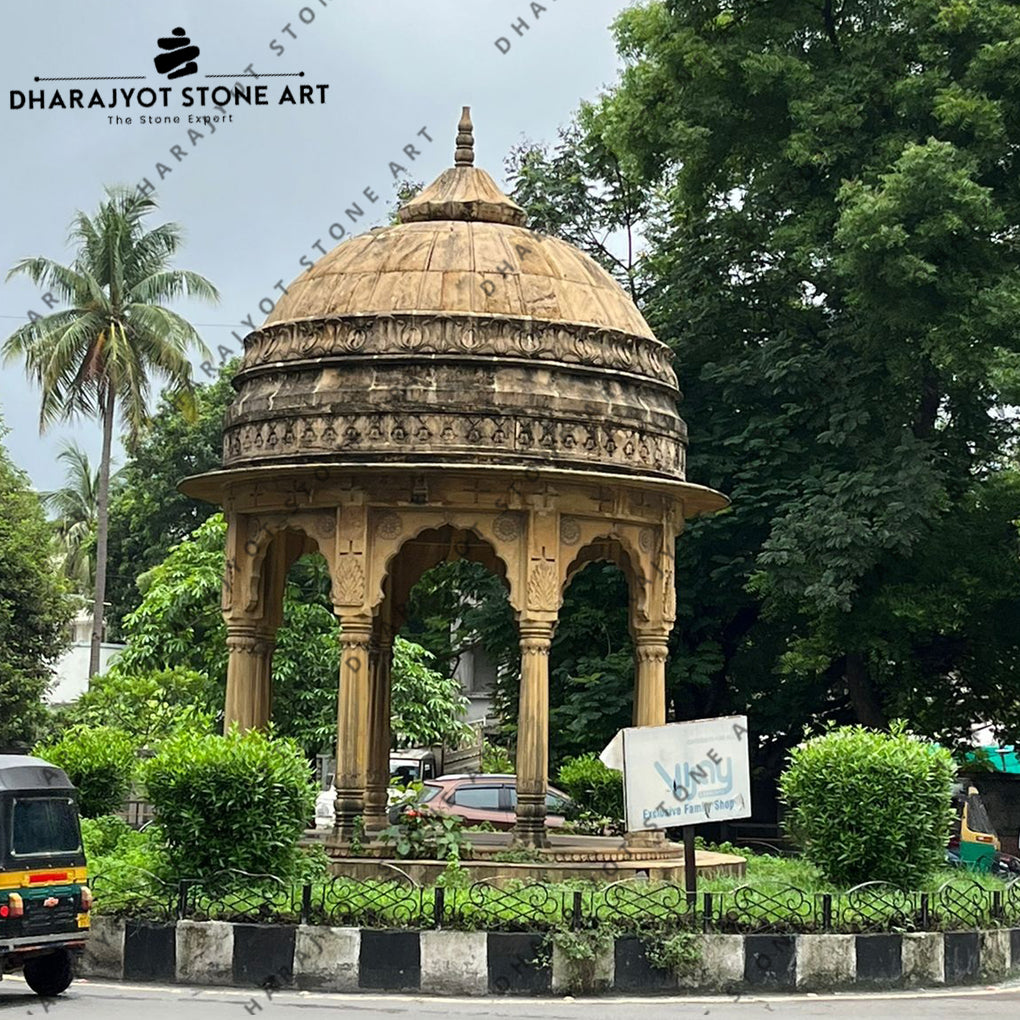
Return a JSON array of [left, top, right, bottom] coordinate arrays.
[[2, 978, 1020, 1020]]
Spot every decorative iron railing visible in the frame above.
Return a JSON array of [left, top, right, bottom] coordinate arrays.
[[88, 871, 1020, 934]]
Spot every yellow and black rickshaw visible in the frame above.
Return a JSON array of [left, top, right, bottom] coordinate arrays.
[[947, 782, 1019, 874], [0, 755, 91, 996]]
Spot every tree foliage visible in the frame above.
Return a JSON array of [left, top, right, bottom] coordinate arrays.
[[0, 413, 71, 745], [391, 638, 472, 749], [506, 0, 1020, 754], [3, 185, 218, 676], [42, 442, 103, 594], [104, 364, 234, 636], [67, 666, 217, 747]]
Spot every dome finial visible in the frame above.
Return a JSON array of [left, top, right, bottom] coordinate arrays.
[[455, 106, 474, 167]]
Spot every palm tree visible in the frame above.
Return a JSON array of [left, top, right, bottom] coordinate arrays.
[[42, 441, 108, 594], [3, 186, 218, 677]]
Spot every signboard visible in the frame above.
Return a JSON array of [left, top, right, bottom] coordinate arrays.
[[601, 715, 751, 833]]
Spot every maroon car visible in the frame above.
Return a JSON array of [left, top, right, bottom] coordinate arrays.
[[400, 773, 574, 829]]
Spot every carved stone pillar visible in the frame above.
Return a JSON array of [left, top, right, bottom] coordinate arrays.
[[633, 632, 669, 728], [515, 620, 554, 847], [224, 624, 276, 732], [334, 614, 373, 840], [363, 633, 393, 832]]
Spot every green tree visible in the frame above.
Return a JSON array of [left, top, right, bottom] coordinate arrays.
[[391, 638, 472, 749], [104, 363, 234, 636], [506, 117, 650, 302], [508, 0, 1020, 750], [3, 186, 218, 677], [34, 724, 136, 818], [67, 666, 217, 747], [42, 441, 103, 594], [0, 412, 72, 745]]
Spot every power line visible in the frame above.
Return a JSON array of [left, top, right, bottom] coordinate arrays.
[[0, 314, 244, 328]]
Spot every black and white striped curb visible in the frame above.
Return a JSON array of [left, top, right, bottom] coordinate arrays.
[[80, 918, 1020, 995]]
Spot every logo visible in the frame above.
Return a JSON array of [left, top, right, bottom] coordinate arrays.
[[12, 22, 328, 119], [154, 27, 199, 79], [43, 897, 59, 908]]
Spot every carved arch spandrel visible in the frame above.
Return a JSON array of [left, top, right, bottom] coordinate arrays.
[[559, 519, 658, 623], [366, 508, 525, 615], [222, 510, 337, 620]]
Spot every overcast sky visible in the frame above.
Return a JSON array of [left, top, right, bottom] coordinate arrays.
[[0, 0, 639, 494]]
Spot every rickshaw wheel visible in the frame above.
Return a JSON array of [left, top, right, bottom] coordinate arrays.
[[23, 949, 73, 997]]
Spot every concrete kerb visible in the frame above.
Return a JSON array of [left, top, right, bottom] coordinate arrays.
[[678, 934, 744, 991], [80, 919, 1020, 995], [795, 934, 855, 989], [902, 931, 946, 987], [550, 937, 614, 994], [420, 930, 488, 995], [980, 928, 1011, 982], [78, 914, 125, 980], [175, 919, 234, 985], [292, 925, 360, 991]]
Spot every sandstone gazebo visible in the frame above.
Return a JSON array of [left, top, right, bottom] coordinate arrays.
[[182, 109, 727, 848]]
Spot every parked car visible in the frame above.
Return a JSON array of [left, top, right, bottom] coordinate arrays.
[[392, 773, 574, 829]]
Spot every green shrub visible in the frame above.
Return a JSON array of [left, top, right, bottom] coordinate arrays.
[[779, 723, 955, 887], [80, 815, 134, 858], [81, 817, 167, 878], [142, 727, 316, 881], [557, 753, 623, 820], [378, 810, 472, 861], [34, 725, 136, 817], [481, 740, 514, 773]]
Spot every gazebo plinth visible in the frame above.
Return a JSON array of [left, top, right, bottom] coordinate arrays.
[[303, 829, 746, 886]]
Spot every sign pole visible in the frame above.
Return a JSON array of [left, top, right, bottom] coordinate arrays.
[[683, 825, 697, 905]]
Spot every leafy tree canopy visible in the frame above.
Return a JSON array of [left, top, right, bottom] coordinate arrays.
[[105, 363, 234, 636], [0, 410, 72, 745], [506, 0, 1020, 751]]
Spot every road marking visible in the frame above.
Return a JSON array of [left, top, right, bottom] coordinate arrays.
[[66, 975, 1020, 1005]]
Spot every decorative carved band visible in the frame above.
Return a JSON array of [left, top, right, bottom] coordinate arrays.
[[634, 642, 669, 666], [223, 410, 686, 478], [239, 313, 679, 391], [226, 628, 276, 658], [519, 622, 554, 655], [527, 561, 560, 612]]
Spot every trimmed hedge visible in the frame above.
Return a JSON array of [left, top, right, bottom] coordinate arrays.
[[779, 723, 955, 887], [142, 727, 316, 881]]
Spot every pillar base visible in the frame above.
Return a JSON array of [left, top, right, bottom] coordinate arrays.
[[511, 823, 550, 850], [362, 807, 390, 833], [624, 829, 668, 851], [333, 788, 364, 842]]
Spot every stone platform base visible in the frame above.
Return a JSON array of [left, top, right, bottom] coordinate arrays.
[[310, 830, 746, 885]]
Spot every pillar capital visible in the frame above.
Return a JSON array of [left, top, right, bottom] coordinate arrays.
[[225, 623, 277, 658], [336, 613, 374, 648], [518, 620, 554, 653]]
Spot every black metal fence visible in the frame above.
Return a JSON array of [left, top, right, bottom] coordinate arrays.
[[88, 869, 1020, 934]]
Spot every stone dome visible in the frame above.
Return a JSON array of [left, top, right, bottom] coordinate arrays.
[[222, 109, 689, 483]]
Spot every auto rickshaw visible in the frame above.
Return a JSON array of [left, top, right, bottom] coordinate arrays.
[[0, 755, 91, 996], [949, 782, 1000, 871]]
